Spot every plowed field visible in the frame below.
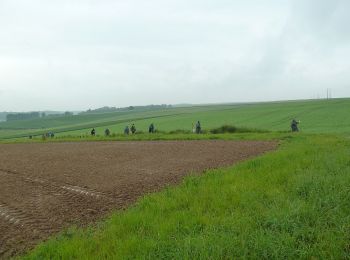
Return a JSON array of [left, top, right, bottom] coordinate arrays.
[[0, 140, 277, 257]]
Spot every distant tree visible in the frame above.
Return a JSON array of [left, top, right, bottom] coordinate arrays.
[[6, 112, 40, 121], [41, 112, 46, 117], [64, 111, 73, 116]]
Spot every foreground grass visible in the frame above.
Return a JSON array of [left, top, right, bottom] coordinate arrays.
[[23, 134, 350, 259]]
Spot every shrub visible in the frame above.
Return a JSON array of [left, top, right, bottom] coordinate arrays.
[[210, 125, 268, 134]]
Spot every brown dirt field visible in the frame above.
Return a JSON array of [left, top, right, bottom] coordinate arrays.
[[0, 140, 277, 258]]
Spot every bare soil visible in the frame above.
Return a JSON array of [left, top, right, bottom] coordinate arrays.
[[0, 140, 277, 258]]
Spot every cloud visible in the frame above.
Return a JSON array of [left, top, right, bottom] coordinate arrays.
[[0, 0, 349, 111]]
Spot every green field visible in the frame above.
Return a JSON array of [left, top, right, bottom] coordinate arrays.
[[5, 98, 350, 258], [1, 98, 350, 140]]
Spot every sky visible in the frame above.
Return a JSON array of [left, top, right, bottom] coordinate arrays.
[[0, 0, 349, 111]]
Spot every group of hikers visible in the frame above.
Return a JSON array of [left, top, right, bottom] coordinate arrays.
[[40, 131, 55, 140], [90, 121, 203, 137], [90, 119, 300, 136], [90, 122, 157, 137], [34, 119, 300, 140], [91, 127, 115, 136], [123, 123, 137, 135]]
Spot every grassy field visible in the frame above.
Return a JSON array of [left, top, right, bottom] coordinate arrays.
[[1, 98, 350, 140], [22, 133, 350, 259], [3, 97, 349, 258]]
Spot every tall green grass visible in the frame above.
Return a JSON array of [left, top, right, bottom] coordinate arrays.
[[23, 134, 350, 259]]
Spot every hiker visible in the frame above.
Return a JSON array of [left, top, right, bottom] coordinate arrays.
[[105, 128, 110, 136], [291, 119, 299, 132], [124, 125, 130, 135], [149, 123, 155, 133], [91, 128, 96, 136], [195, 121, 201, 134], [131, 124, 136, 134]]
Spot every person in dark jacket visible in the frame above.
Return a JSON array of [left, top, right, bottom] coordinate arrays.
[[131, 124, 136, 134], [105, 128, 110, 136], [195, 121, 201, 134], [149, 123, 155, 133], [91, 128, 96, 136], [291, 119, 299, 132]]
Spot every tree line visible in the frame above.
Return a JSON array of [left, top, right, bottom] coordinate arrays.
[[6, 111, 73, 122], [6, 112, 41, 121], [81, 104, 172, 114]]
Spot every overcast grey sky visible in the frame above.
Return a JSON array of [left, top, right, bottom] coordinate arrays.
[[0, 0, 349, 111]]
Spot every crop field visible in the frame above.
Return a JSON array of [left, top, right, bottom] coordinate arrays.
[[1, 98, 350, 141], [0, 98, 349, 259], [0, 140, 276, 258]]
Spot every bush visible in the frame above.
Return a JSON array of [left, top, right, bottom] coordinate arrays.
[[210, 125, 268, 134]]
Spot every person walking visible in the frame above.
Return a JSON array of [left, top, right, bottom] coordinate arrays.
[[195, 121, 201, 134], [149, 123, 155, 133], [192, 123, 196, 133], [91, 128, 96, 136], [291, 119, 300, 132], [124, 125, 130, 135], [131, 124, 136, 134]]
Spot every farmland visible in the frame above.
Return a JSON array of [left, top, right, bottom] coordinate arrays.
[[0, 98, 350, 141], [0, 98, 349, 259], [0, 140, 275, 258]]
